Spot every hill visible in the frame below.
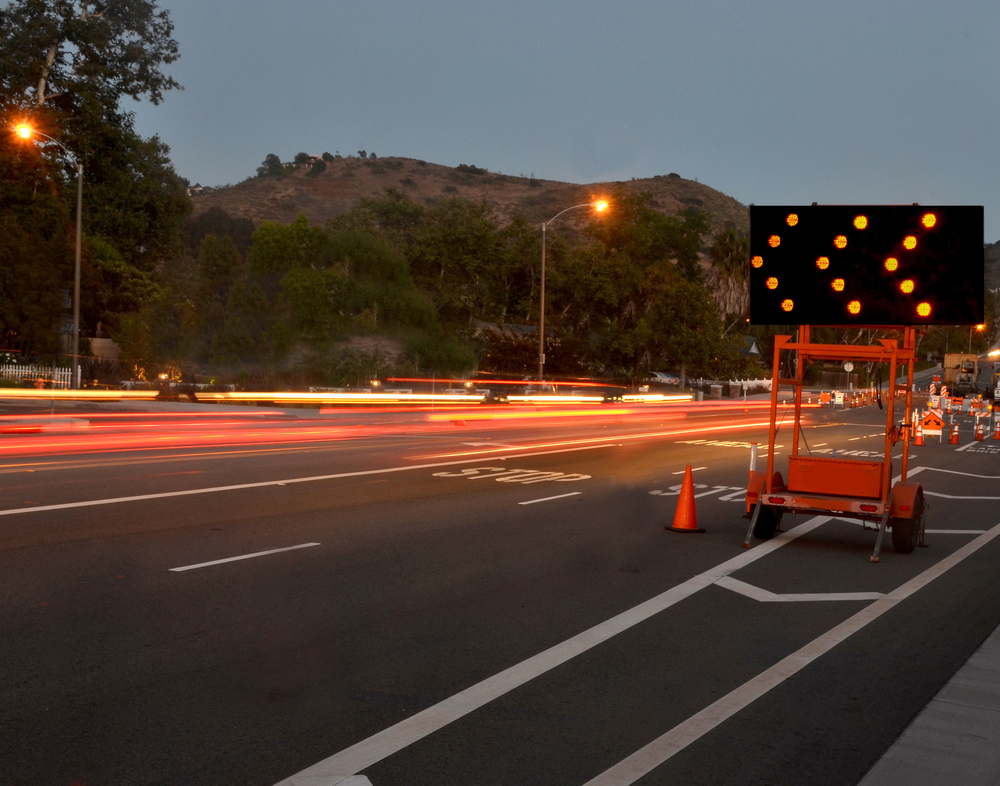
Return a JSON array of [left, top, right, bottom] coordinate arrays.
[[187, 156, 750, 239]]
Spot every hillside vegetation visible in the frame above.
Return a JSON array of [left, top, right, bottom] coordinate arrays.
[[141, 172, 761, 388], [192, 154, 750, 241]]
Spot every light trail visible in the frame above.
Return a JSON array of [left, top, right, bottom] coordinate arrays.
[[0, 389, 159, 401], [415, 419, 777, 458]]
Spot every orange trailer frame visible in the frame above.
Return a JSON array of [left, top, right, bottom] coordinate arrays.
[[744, 325, 925, 561]]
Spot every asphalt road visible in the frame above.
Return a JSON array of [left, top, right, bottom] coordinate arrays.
[[1, 400, 998, 786]]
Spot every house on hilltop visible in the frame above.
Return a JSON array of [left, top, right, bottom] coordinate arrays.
[[185, 183, 214, 197]]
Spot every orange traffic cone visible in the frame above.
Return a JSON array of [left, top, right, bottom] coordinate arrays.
[[668, 465, 704, 533], [993, 418, 1000, 440], [950, 423, 960, 444], [975, 420, 984, 441], [914, 420, 924, 446]]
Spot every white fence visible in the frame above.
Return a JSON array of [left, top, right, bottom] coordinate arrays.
[[0, 364, 73, 389]]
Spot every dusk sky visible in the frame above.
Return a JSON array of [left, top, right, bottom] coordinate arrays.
[[132, 0, 999, 241]]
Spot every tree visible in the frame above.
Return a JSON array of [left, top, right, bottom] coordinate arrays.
[[0, 0, 180, 109], [257, 153, 283, 177], [0, 0, 186, 356], [708, 227, 750, 318]]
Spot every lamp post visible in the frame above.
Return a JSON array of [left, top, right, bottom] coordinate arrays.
[[16, 124, 83, 389], [970, 323, 985, 353], [539, 200, 607, 382]]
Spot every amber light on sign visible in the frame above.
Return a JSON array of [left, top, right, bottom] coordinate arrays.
[[916, 302, 932, 317], [749, 204, 984, 326]]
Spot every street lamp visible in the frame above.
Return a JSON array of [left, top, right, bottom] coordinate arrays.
[[539, 200, 608, 382], [970, 323, 985, 353], [15, 123, 83, 389]]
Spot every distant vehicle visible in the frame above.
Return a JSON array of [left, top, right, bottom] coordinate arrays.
[[943, 353, 979, 397], [649, 371, 680, 385]]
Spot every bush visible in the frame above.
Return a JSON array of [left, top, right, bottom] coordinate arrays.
[[404, 332, 476, 374], [306, 159, 327, 177]]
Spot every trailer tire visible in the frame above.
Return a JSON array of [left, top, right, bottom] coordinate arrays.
[[753, 505, 783, 540], [891, 492, 923, 554]]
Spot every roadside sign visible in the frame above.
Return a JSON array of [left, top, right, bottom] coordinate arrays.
[[921, 411, 944, 437], [843, 362, 854, 372], [834, 391, 844, 406], [820, 392, 831, 404]]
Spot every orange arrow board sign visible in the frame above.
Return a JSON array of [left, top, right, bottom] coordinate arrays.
[[921, 411, 944, 436]]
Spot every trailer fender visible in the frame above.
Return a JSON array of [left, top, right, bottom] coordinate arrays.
[[746, 470, 785, 513], [890, 482, 922, 520]]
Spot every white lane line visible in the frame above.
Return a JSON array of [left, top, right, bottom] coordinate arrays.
[[955, 441, 976, 452], [924, 492, 1000, 499], [270, 517, 832, 786], [580, 520, 1000, 786], [672, 466, 708, 474], [169, 542, 320, 572], [0, 444, 613, 517], [519, 492, 583, 505], [813, 443, 828, 447], [917, 467, 1000, 479], [716, 576, 884, 603], [925, 529, 987, 534]]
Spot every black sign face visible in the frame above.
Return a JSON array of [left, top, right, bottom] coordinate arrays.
[[749, 205, 983, 325]]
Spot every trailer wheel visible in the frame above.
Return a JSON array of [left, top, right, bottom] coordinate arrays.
[[891, 492, 923, 554], [753, 505, 783, 540]]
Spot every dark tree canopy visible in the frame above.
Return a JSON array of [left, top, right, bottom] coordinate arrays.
[[0, 0, 187, 356], [0, 0, 180, 109]]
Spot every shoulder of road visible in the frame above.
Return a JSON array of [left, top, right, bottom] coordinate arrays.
[[859, 621, 1000, 786]]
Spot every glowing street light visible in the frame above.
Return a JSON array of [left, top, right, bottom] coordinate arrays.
[[14, 123, 84, 389], [539, 201, 608, 382], [970, 323, 986, 353]]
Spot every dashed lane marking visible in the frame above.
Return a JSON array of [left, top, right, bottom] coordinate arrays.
[[0, 444, 611, 517], [671, 466, 707, 474], [169, 543, 320, 572], [518, 492, 583, 505]]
